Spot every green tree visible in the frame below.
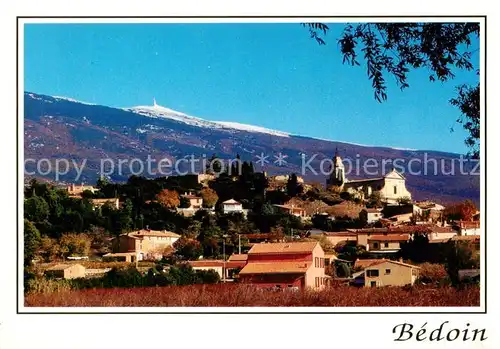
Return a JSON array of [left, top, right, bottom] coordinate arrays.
[[335, 262, 352, 278], [444, 240, 479, 286], [286, 173, 302, 197], [367, 192, 383, 208], [24, 219, 41, 266], [396, 196, 412, 206], [24, 195, 50, 222], [59, 233, 92, 258], [303, 22, 480, 158], [173, 237, 203, 260]]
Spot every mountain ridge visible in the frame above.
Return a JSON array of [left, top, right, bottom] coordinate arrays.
[[23, 91, 480, 205]]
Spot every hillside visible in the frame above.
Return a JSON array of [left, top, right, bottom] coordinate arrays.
[[24, 92, 480, 205]]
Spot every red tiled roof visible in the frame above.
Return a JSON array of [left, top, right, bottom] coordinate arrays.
[[428, 225, 455, 233], [354, 259, 385, 269], [248, 242, 318, 254], [364, 208, 382, 213], [125, 229, 181, 239], [188, 260, 224, 267], [355, 258, 420, 270], [228, 254, 248, 262], [323, 231, 357, 237], [181, 192, 202, 199], [368, 234, 410, 242], [429, 238, 451, 244], [452, 235, 480, 241], [273, 204, 306, 212], [455, 221, 480, 229], [239, 261, 311, 274]]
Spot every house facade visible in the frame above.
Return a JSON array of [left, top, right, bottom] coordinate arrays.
[[238, 242, 327, 290], [222, 199, 244, 214], [91, 198, 120, 209], [111, 229, 181, 260], [45, 264, 86, 279], [273, 204, 308, 219], [454, 221, 480, 236], [359, 208, 383, 224], [181, 192, 203, 209], [363, 259, 420, 287], [367, 234, 409, 253], [65, 183, 97, 197]]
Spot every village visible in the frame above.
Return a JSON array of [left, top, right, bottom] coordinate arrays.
[[23, 151, 481, 298]]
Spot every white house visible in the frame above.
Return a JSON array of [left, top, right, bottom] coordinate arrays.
[[360, 208, 383, 224], [454, 221, 480, 236], [222, 199, 244, 214]]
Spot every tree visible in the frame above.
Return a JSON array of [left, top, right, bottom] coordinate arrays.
[[59, 233, 92, 258], [396, 196, 412, 206], [24, 219, 41, 266], [200, 187, 218, 208], [206, 154, 223, 174], [443, 240, 479, 286], [156, 189, 180, 209], [260, 202, 276, 216], [335, 262, 352, 278], [38, 236, 60, 262], [173, 237, 203, 260], [444, 199, 477, 221], [450, 83, 479, 158], [286, 173, 303, 197], [24, 195, 50, 222], [367, 192, 383, 208], [303, 22, 480, 158]]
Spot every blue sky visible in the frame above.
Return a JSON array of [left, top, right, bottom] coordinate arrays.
[[24, 23, 479, 154]]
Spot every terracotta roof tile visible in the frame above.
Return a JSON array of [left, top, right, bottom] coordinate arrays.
[[46, 264, 83, 271], [248, 242, 318, 254], [188, 260, 224, 267], [228, 254, 248, 262], [126, 229, 181, 238], [354, 259, 384, 269], [368, 234, 410, 242]]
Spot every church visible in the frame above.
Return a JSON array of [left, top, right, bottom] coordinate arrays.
[[326, 151, 412, 205]]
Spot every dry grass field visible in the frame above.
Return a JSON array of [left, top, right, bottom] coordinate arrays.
[[25, 283, 479, 307]]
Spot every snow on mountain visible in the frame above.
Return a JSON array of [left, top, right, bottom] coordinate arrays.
[[214, 121, 290, 137], [124, 100, 290, 137], [52, 96, 96, 105]]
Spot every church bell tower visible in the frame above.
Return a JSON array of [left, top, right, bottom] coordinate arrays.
[[326, 149, 345, 188]]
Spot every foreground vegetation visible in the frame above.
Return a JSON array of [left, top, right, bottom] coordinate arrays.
[[25, 283, 479, 307]]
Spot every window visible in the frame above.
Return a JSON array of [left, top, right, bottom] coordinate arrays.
[[366, 269, 379, 277], [373, 242, 379, 249], [394, 186, 397, 194], [384, 242, 389, 248], [385, 269, 391, 275], [315, 277, 320, 287]]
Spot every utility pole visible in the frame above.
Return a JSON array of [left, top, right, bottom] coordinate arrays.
[[223, 238, 226, 283], [238, 234, 241, 254]]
